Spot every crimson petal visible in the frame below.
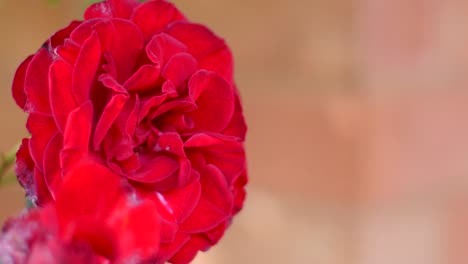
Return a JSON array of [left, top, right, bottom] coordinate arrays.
[[49, 59, 78, 133], [146, 32, 188, 66], [15, 138, 35, 197], [179, 164, 232, 233], [94, 94, 129, 150], [24, 48, 53, 114], [72, 31, 101, 104], [124, 64, 161, 93], [27, 113, 57, 173], [43, 132, 63, 199], [166, 22, 233, 83], [129, 155, 179, 184], [186, 70, 235, 132], [60, 101, 93, 173], [169, 235, 211, 264], [162, 53, 198, 89], [131, 0, 178, 41], [12, 55, 33, 109], [163, 179, 201, 223]]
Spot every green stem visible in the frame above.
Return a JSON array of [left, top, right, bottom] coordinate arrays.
[[0, 143, 19, 184]]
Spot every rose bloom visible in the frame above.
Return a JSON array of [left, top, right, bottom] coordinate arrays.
[[0, 161, 161, 263], [12, 0, 247, 263]]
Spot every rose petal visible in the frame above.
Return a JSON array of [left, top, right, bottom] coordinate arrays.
[[184, 133, 245, 185], [60, 101, 93, 173], [27, 113, 57, 173], [84, 2, 113, 19], [72, 31, 101, 104], [131, 0, 183, 41], [43, 132, 63, 199], [166, 22, 232, 82], [113, 200, 161, 259], [128, 155, 178, 184], [162, 53, 198, 89], [163, 179, 201, 223], [94, 94, 129, 150], [92, 19, 143, 83], [222, 92, 247, 140], [84, 0, 138, 20], [138, 94, 168, 122], [24, 48, 53, 114], [169, 235, 211, 264], [12, 56, 33, 109], [49, 21, 81, 48], [186, 70, 235, 132], [98, 73, 128, 94], [179, 164, 232, 233], [124, 64, 161, 93], [146, 32, 188, 66], [155, 132, 185, 157], [49, 59, 78, 133], [56, 162, 122, 222], [34, 167, 53, 205], [15, 138, 35, 197], [157, 233, 190, 262]]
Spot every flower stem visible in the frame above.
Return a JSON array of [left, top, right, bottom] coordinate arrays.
[[0, 144, 19, 186]]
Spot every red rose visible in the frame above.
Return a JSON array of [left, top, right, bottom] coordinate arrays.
[[1, 161, 161, 263], [12, 0, 247, 263]]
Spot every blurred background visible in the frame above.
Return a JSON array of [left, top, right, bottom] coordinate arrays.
[[1, 0, 468, 263]]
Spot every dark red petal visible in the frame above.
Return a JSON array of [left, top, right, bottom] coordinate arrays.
[[84, 2, 113, 19], [169, 235, 211, 264], [138, 94, 168, 122], [43, 132, 63, 199], [60, 101, 93, 173], [109, 0, 139, 19], [163, 179, 201, 223], [12, 55, 33, 109], [24, 48, 53, 114], [33, 167, 53, 205], [70, 19, 100, 45], [157, 233, 190, 262], [56, 39, 81, 66], [56, 161, 122, 222], [186, 70, 235, 132], [92, 19, 143, 83], [222, 98, 247, 140], [198, 164, 234, 213], [166, 22, 233, 82], [128, 155, 178, 183], [114, 200, 161, 259], [72, 31, 101, 104], [15, 138, 35, 196], [124, 64, 161, 93], [27, 113, 57, 173], [131, 0, 180, 41], [198, 46, 233, 84], [184, 133, 245, 185], [179, 164, 232, 233], [93, 94, 129, 150], [232, 172, 247, 214], [162, 53, 198, 89], [49, 21, 81, 48], [49, 59, 78, 134], [98, 73, 128, 94], [156, 132, 185, 157], [204, 221, 228, 245], [84, 0, 138, 19], [146, 32, 187, 66]]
